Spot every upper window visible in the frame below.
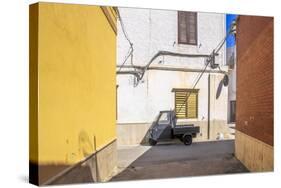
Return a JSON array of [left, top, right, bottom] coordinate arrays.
[[178, 11, 197, 45]]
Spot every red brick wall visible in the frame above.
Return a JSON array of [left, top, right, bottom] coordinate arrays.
[[236, 16, 273, 146]]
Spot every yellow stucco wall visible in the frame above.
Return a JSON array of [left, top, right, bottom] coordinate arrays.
[[30, 2, 116, 165]]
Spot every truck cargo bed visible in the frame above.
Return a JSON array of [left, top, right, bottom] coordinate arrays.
[[173, 125, 200, 135]]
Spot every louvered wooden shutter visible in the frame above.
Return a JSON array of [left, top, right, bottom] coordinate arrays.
[[175, 90, 198, 119], [187, 92, 197, 118], [175, 91, 187, 118]]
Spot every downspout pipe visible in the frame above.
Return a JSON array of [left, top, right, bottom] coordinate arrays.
[[208, 73, 211, 140]]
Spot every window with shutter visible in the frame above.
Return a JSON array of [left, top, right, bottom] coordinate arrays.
[[173, 89, 198, 119], [178, 11, 197, 45]]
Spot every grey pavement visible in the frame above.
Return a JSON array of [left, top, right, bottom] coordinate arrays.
[[110, 140, 249, 181]]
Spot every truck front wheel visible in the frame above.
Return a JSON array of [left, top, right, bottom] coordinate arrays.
[[183, 135, 192, 145], [149, 139, 157, 146]]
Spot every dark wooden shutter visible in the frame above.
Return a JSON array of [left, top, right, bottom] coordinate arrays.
[[178, 11, 197, 45], [186, 12, 197, 44], [178, 11, 188, 44]]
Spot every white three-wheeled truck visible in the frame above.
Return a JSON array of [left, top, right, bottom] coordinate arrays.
[[148, 110, 200, 146]]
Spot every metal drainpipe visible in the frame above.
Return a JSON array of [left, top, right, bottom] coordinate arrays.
[[208, 73, 210, 140]]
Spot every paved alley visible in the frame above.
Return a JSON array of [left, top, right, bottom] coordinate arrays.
[[110, 140, 248, 181]]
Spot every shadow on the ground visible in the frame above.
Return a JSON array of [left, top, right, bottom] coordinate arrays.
[[139, 112, 178, 146], [49, 164, 94, 185], [139, 114, 157, 146], [111, 140, 249, 182]]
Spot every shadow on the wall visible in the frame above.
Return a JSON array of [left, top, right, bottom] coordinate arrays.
[[30, 131, 99, 186], [139, 118, 157, 146], [47, 162, 95, 185], [216, 75, 229, 99], [216, 78, 224, 99], [139, 112, 170, 146]]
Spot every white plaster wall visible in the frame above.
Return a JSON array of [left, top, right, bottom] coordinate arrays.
[[117, 7, 227, 123]]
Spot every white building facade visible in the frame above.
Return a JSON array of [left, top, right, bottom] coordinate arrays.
[[116, 8, 232, 145]]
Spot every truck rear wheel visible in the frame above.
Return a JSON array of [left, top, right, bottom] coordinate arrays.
[[149, 138, 157, 146], [183, 135, 192, 145]]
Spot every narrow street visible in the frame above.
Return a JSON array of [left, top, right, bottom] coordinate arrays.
[[26, 4, 273, 186], [110, 140, 248, 181]]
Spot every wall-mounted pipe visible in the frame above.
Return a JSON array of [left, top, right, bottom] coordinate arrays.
[[140, 50, 212, 80], [116, 50, 222, 85], [116, 71, 142, 81], [116, 65, 227, 75]]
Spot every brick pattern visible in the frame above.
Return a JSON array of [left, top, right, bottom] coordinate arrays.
[[236, 16, 273, 146]]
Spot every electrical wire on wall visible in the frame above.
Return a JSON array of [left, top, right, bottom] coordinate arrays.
[[116, 8, 134, 73], [116, 10, 236, 94], [175, 21, 237, 114]]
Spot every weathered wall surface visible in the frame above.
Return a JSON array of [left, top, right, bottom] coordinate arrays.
[[117, 120, 233, 146], [235, 15, 273, 171], [116, 8, 229, 145], [235, 130, 273, 171], [117, 8, 227, 123], [29, 2, 117, 185], [118, 71, 228, 123]]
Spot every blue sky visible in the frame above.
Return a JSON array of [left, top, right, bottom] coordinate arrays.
[[226, 14, 237, 48]]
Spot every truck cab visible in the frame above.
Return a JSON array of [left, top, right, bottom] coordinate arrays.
[[148, 110, 200, 146]]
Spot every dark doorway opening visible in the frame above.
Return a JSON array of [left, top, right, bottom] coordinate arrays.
[[230, 100, 236, 123]]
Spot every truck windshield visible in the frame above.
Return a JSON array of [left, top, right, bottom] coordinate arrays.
[[158, 112, 169, 124]]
